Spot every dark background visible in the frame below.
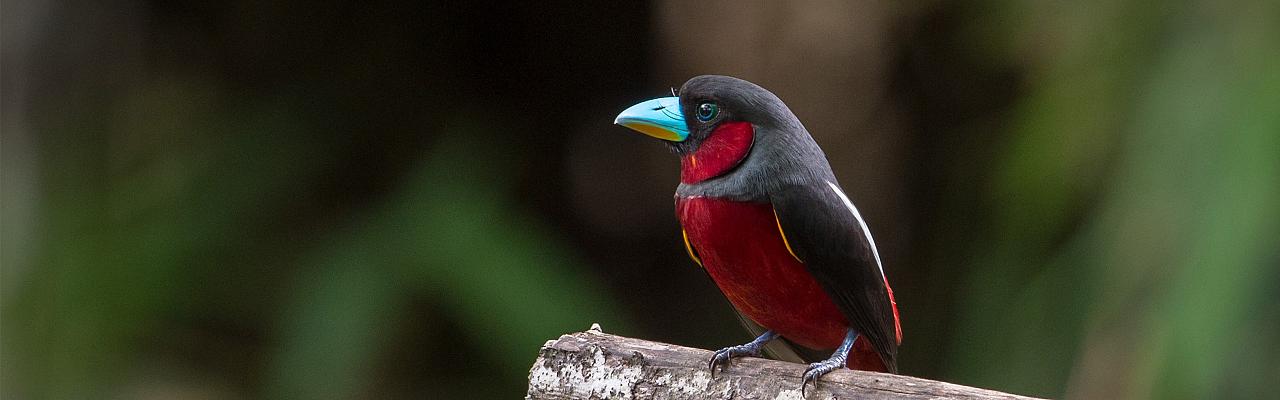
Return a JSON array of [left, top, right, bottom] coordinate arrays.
[[3, 1, 1278, 399]]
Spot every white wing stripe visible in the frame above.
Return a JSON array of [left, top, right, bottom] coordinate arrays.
[[825, 180, 886, 279]]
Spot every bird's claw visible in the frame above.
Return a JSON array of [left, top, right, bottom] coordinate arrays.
[[800, 357, 845, 396], [707, 343, 761, 377], [800, 328, 858, 396], [707, 330, 777, 378]]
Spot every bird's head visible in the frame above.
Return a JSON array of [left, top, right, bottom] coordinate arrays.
[[615, 75, 805, 184]]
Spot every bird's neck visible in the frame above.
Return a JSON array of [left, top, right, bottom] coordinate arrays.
[[680, 122, 754, 184]]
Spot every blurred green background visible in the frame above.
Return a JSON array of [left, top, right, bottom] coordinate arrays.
[[3, 1, 1278, 399]]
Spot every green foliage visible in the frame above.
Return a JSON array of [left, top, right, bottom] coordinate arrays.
[[3, 1, 1277, 399], [948, 0, 1280, 397], [2, 85, 626, 398]]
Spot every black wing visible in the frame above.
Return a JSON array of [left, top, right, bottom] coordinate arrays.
[[771, 181, 900, 373]]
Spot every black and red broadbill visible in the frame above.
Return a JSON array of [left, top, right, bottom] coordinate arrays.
[[614, 75, 902, 392]]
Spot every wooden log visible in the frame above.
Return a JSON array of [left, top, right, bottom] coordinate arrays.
[[527, 326, 1044, 399]]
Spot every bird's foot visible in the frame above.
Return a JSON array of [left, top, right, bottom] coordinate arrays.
[[800, 328, 858, 396], [708, 330, 778, 377], [800, 357, 846, 395], [708, 343, 763, 373]]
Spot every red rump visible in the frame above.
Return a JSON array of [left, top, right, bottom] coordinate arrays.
[[681, 122, 754, 184], [677, 196, 889, 372]]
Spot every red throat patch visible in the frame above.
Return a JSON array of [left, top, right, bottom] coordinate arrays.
[[680, 122, 754, 184]]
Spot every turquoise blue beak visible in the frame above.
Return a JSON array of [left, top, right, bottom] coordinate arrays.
[[614, 96, 689, 142]]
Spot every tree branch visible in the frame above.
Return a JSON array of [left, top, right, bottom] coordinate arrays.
[[527, 326, 1044, 399]]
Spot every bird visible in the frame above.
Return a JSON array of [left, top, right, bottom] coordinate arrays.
[[613, 75, 902, 393]]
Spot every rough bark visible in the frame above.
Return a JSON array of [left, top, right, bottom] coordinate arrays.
[[527, 326, 1045, 400]]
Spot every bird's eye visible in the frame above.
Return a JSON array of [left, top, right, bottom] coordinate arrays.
[[696, 102, 719, 122]]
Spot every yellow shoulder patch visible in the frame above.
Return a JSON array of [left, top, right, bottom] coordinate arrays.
[[773, 210, 804, 263], [681, 229, 703, 268]]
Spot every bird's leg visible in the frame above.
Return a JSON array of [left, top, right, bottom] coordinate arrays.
[[801, 328, 857, 396], [708, 330, 778, 376]]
